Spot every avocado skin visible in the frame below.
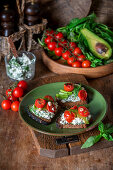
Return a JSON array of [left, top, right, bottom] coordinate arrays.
[[80, 28, 112, 60]]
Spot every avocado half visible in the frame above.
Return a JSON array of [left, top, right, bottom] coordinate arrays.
[[80, 28, 112, 60]]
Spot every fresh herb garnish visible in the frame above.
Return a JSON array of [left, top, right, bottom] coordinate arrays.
[[73, 84, 82, 98], [81, 121, 113, 149]]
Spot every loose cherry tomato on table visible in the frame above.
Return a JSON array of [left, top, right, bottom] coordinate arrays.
[[6, 89, 12, 97], [44, 36, 53, 44], [72, 61, 82, 68], [70, 105, 78, 110], [69, 42, 77, 51], [78, 90, 87, 101], [77, 55, 86, 62], [62, 50, 71, 60], [8, 94, 17, 101], [13, 87, 23, 98], [64, 110, 75, 123], [64, 83, 74, 92], [1, 100, 11, 110], [47, 42, 57, 51], [11, 101, 20, 112], [44, 95, 54, 102], [82, 60, 91, 68], [47, 102, 56, 113], [54, 47, 63, 56], [17, 80, 28, 90], [46, 29, 54, 36], [35, 98, 46, 108], [67, 57, 75, 66], [55, 32, 64, 40], [78, 106, 90, 117], [73, 47, 82, 57]]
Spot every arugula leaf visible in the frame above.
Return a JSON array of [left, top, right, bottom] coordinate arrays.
[[81, 135, 101, 149]]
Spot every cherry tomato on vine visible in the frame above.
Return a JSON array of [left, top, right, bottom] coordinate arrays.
[[8, 94, 17, 101], [54, 47, 63, 56], [72, 61, 82, 68], [47, 102, 56, 113], [73, 47, 82, 57], [1, 100, 11, 110], [78, 90, 87, 101], [64, 83, 74, 92], [69, 42, 77, 51], [18, 80, 28, 90], [58, 40, 68, 47], [78, 106, 90, 117], [6, 89, 12, 97], [62, 50, 71, 60], [55, 32, 64, 40], [77, 55, 86, 62], [13, 87, 23, 98], [46, 29, 54, 36], [67, 57, 75, 66], [35, 98, 46, 108], [44, 95, 54, 102], [82, 60, 91, 68], [47, 42, 57, 51], [64, 110, 75, 123], [44, 36, 53, 44], [11, 101, 20, 112]]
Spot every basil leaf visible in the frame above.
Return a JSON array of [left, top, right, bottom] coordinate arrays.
[[98, 121, 104, 133], [81, 135, 102, 149], [105, 126, 113, 134], [102, 133, 113, 141]]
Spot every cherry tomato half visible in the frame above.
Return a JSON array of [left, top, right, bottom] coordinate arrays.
[[6, 89, 12, 97], [54, 47, 63, 56], [77, 55, 86, 62], [47, 102, 56, 113], [78, 106, 90, 117], [67, 57, 75, 66], [73, 47, 82, 57], [13, 87, 23, 98], [55, 32, 64, 40], [70, 105, 78, 110], [11, 101, 20, 112], [72, 61, 82, 68], [64, 83, 74, 92], [47, 42, 57, 51], [82, 60, 91, 68], [18, 80, 28, 90], [64, 110, 75, 123], [44, 95, 54, 102], [62, 50, 71, 60], [78, 90, 87, 101], [1, 100, 11, 110], [35, 98, 46, 108]]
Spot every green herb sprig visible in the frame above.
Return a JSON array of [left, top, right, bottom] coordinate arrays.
[[81, 121, 113, 149]]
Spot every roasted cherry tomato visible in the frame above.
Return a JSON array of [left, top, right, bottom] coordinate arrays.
[[44, 36, 53, 44], [47, 42, 57, 51], [73, 47, 82, 57], [13, 87, 23, 98], [11, 101, 20, 112], [17, 80, 28, 90], [67, 57, 75, 66], [69, 42, 77, 51], [54, 47, 63, 56], [1, 99, 11, 110], [78, 106, 90, 117], [46, 29, 54, 36], [78, 90, 87, 101], [70, 105, 78, 110], [47, 102, 56, 113], [6, 88, 12, 97], [35, 98, 46, 108], [55, 32, 64, 40], [64, 83, 74, 92], [44, 95, 54, 102], [82, 60, 91, 68], [77, 55, 86, 62], [72, 61, 82, 68], [62, 51, 71, 60], [64, 110, 75, 123]]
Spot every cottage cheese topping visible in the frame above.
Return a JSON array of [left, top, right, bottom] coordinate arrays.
[[61, 94, 80, 103], [7, 53, 35, 80]]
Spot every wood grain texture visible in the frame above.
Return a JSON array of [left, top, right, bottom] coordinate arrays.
[[42, 50, 113, 79]]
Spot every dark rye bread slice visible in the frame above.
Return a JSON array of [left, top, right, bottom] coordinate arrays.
[[55, 97, 87, 109], [56, 116, 87, 129], [27, 104, 60, 125]]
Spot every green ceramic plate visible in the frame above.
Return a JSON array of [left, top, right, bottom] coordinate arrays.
[[19, 82, 107, 136]]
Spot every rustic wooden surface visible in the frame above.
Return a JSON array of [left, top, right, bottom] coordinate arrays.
[[0, 48, 113, 169]]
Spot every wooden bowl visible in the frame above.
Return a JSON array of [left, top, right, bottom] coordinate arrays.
[[42, 50, 113, 79]]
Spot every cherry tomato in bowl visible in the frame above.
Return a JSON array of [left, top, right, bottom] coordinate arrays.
[[67, 57, 75, 66], [44, 36, 53, 44], [82, 60, 91, 68], [64, 110, 75, 123], [78, 106, 90, 117], [72, 61, 82, 68], [69, 42, 77, 51], [73, 47, 82, 57], [55, 32, 64, 40], [77, 55, 86, 62], [64, 83, 74, 92], [47, 42, 57, 51], [54, 47, 63, 56], [62, 51, 71, 60], [35, 98, 46, 108]]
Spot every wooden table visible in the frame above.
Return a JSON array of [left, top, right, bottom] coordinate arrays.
[[0, 48, 113, 170]]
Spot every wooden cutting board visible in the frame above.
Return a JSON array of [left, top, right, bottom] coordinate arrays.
[[26, 74, 113, 158]]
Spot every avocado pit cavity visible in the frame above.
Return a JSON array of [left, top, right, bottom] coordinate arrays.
[[95, 43, 108, 55]]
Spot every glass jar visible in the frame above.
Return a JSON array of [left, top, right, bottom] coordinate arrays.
[[5, 51, 36, 81]]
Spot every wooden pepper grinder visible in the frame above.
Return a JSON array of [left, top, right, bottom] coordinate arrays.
[[0, 5, 15, 37], [24, 0, 40, 26]]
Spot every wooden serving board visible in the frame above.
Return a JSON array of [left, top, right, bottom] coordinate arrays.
[[26, 74, 113, 158]]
